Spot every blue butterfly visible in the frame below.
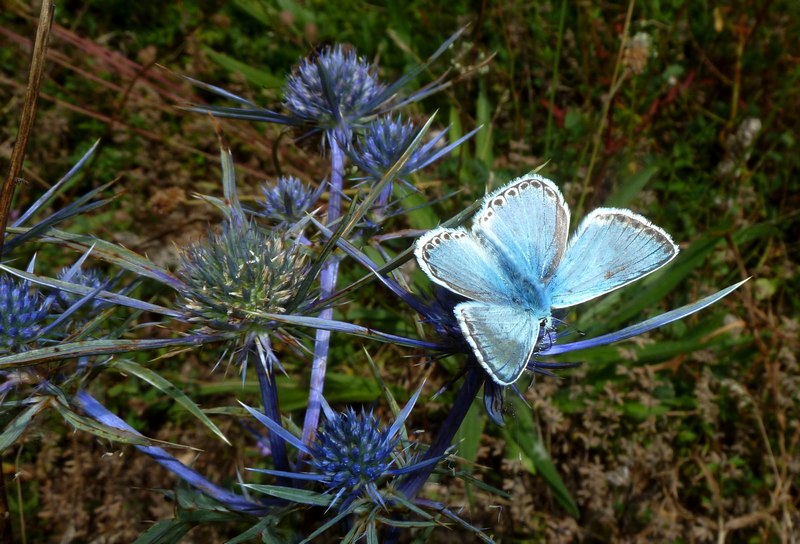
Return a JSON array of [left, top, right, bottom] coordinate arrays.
[[414, 174, 679, 386]]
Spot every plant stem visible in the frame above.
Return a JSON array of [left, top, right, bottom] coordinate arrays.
[[0, 5, 55, 540], [383, 368, 484, 544], [255, 342, 291, 486], [75, 390, 271, 515], [0, 0, 54, 257], [302, 133, 345, 445], [397, 368, 485, 498], [574, 0, 634, 219], [545, 0, 568, 157]]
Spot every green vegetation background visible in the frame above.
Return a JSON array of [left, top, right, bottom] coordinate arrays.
[[0, 0, 797, 541]]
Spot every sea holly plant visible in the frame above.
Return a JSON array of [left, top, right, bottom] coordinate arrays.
[[233, 384, 496, 542], [183, 28, 472, 447], [0, 28, 752, 544]]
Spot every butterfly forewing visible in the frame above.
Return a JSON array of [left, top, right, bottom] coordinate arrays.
[[547, 208, 679, 309], [473, 174, 570, 281], [415, 227, 514, 303], [455, 301, 540, 386]]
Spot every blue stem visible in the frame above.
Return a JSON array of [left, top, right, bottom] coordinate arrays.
[[74, 390, 270, 515], [255, 350, 291, 486], [302, 133, 345, 445], [397, 367, 484, 498]]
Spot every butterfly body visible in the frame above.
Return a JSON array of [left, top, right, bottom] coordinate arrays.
[[415, 174, 678, 386]]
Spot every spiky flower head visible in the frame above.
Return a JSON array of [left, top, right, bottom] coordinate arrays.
[[177, 221, 307, 329], [0, 275, 48, 352], [352, 115, 423, 211], [283, 45, 384, 134], [259, 176, 322, 224], [351, 115, 476, 216], [354, 115, 419, 176], [309, 407, 399, 505], [244, 387, 432, 514], [56, 267, 108, 313]]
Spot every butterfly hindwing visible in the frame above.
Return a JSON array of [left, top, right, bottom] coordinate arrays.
[[455, 301, 541, 386], [415, 227, 513, 304], [474, 174, 570, 281], [547, 208, 679, 309]]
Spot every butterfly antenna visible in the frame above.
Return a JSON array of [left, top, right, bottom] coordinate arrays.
[[551, 318, 585, 341]]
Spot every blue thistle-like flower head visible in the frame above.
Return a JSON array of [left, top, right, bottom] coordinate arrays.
[[177, 221, 308, 329], [243, 387, 434, 512], [283, 45, 384, 134], [353, 115, 418, 211], [351, 114, 478, 216], [56, 267, 108, 313], [309, 407, 398, 499], [183, 28, 468, 152], [259, 176, 322, 224], [0, 275, 48, 352], [353, 115, 418, 176]]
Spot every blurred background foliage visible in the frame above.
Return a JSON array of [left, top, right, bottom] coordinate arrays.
[[0, 0, 797, 541]]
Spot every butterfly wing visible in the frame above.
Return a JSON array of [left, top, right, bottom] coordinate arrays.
[[415, 227, 512, 303], [473, 174, 570, 281], [547, 208, 679, 309], [456, 301, 540, 386]]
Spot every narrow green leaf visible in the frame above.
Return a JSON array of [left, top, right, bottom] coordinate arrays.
[[366, 521, 379, 544], [503, 395, 579, 517], [52, 400, 195, 449], [111, 359, 231, 445], [7, 226, 181, 289], [475, 82, 493, 167], [225, 517, 274, 544], [605, 164, 660, 208], [0, 400, 47, 452], [133, 520, 192, 544], [0, 337, 220, 370], [205, 48, 284, 88], [375, 517, 435, 529], [453, 397, 484, 472], [448, 105, 465, 159], [299, 507, 352, 544], [241, 484, 332, 506], [197, 373, 383, 411], [134, 510, 241, 544]]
